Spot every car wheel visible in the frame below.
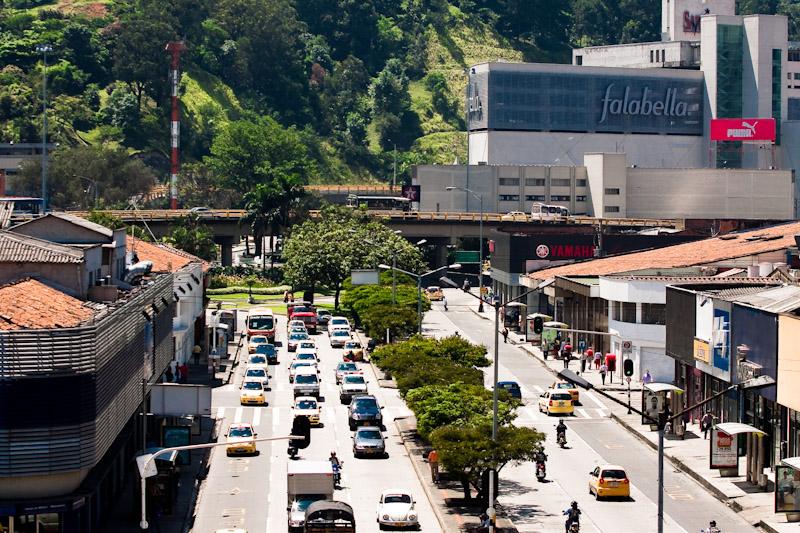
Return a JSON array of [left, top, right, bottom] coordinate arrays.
[[378, 523, 385, 531]]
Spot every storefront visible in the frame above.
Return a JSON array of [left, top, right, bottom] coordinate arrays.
[[778, 314, 800, 458]]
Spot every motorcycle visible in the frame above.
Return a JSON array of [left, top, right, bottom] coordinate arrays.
[[568, 522, 580, 532], [535, 462, 546, 482], [557, 431, 567, 448], [331, 462, 342, 488]]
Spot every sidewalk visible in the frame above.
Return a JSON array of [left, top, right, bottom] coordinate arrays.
[[395, 416, 518, 533], [509, 336, 792, 532], [104, 335, 244, 533]]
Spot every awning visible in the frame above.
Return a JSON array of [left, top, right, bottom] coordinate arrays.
[[527, 313, 553, 321], [716, 422, 767, 437], [782, 457, 800, 471], [645, 383, 685, 394], [537, 278, 555, 290]]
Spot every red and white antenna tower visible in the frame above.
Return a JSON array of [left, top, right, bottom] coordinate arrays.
[[165, 41, 186, 210]]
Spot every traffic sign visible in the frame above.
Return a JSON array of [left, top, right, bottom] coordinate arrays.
[[622, 340, 632, 351]]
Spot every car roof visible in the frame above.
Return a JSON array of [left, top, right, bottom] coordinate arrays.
[[355, 425, 382, 431], [545, 388, 571, 395], [229, 422, 253, 429], [295, 396, 318, 402], [498, 381, 519, 386], [245, 365, 266, 371], [381, 488, 412, 496], [338, 362, 357, 368], [295, 366, 319, 374], [331, 316, 349, 321], [597, 464, 626, 471]]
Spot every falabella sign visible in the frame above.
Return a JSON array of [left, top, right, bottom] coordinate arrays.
[[710, 118, 776, 142], [599, 84, 690, 124]]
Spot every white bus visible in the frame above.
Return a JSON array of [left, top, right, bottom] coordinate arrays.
[[531, 203, 571, 220]]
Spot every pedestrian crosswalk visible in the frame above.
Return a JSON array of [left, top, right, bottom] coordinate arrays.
[[213, 405, 411, 428]]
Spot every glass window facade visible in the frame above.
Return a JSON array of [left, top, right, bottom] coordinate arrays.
[[716, 24, 743, 168], [526, 194, 545, 201], [551, 178, 571, 187], [499, 194, 520, 201], [576, 179, 587, 187], [551, 195, 570, 201], [789, 98, 800, 121], [642, 303, 666, 325], [526, 178, 546, 186], [499, 177, 520, 186], [576, 195, 587, 201], [773, 48, 782, 145]]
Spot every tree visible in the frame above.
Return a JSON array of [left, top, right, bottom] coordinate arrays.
[[282, 205, 425, 308], [371, 334, 489, 368], [341, 283, 428, 326], [205, 116, 316, 195], [360, 304, 419, 340], [163, 214, 218, 260], [430, 423, 545, 500]]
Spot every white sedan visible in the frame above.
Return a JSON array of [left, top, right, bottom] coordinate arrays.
[[376, 489, 419, 530]]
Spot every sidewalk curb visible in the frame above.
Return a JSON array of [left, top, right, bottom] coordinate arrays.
[[394, 417, 450, 532], [608, 412, 741, 511]]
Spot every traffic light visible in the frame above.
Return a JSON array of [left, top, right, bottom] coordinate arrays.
[[533, 316, 544, 334], [623, 358, 634, 377], [290, 416, 311, 449]]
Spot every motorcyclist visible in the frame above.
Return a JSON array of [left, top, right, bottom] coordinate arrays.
[[556, 420, 567, 439], [534, 449, 548, 465], [330, 451, 341, 485], [701, 520, 721, 533], [563, 501, 581, 532]]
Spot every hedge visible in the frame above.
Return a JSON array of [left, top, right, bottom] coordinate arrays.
[[206, 285, 291, 295]]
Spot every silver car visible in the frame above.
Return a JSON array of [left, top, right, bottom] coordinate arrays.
[[352, 426, 386, 458]]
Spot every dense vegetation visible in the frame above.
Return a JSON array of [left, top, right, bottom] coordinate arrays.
[[3, 0, 799, 206]]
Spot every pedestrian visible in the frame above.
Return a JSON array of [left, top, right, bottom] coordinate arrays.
[[283, 290, 289, 303], [178, 362, 188, 383], [427, 449, 440, 483], [580, 350, 587, 373], [169, 358, 178, 383], [701, 411, 714, 440], [165, 367, 173, 383], [585, 347, 594, 372], [288, 292, 295, 303], [192, 345, 201, 366], [442, 295, 448, 311], [642, 369, 653, 385], [502, 327, 509, 344], [578, 339, 586, 355], [593, 348, 601, 370], [479, 512, 491, 530], [599, 361, 608, 386]]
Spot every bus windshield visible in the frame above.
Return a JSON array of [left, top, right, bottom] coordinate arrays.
[[249, 316, 273, 330]]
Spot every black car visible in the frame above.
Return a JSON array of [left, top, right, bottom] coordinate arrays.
[[347, 395, 383, 431], [498, 381, 522, 400], [254, 343, 278, 364]]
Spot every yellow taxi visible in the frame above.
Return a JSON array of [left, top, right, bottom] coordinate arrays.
[[239, 380, 266, 405], [225, 423, 257, 456], [552, 380, 580, 404], [537, 389, 574, 416], [426, 286, 444, 301], [293, 396, 321, 426], [248, 335, 269, 354], [589, 464, 631, 499]]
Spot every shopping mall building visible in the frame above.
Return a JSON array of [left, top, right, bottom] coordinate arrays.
[[467, 0, 799, 174]]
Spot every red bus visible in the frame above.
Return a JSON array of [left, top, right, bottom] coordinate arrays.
[[247, 307, 275, 340]]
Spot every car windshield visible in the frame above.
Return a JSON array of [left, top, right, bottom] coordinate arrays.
[[427, 287, 439, 292], [229, 427, 253, 438], [296, 353, 315, 360], [601, 469, 627, 479], [331, 318, 348, 324], [290, 333, 309, 340], [338, 363, 357, 372], [333, 330, 349, 337], [353, 398, 378, 411], [551, 393, 572, 401], [242, 382, 262, 390], [246, 369, 266, 377], [297, 400, 317, 409], [300, 342, 315, 349], [384, 494, 412, 504], [357, 429, 382, 440], [500, 383, 519, 390], [555, 383, 571, 389], [293, 306, 312, 313], [250, 336, 267, 344], [249, 317, 273, 330], [292, 362, 313, 370], [249, 356, 267, 364], [295, 374, 318, 384], [343, 375, 365, 384]]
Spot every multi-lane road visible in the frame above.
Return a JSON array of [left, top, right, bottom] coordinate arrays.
[[191, 292, 757, 533], [191, 315, 438, 533]]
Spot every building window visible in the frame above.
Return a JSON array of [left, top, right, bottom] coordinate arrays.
[[662, 49, 666, 61], [575, 195, 587, 202], [790, 50, 800, 62], [499, 177, 520, 186], [650, 50, 654, 63], [655, 50, 660, 62], [551, 178, 571, 187], [642, 303, 666, 325], [604, 188, 620, 195], [498, 194, 519, 202], [526, 194, 546, 201], [576, 179, 587, 187], [89, 271, 94, 287], [551, 195, 570, 201], [612, 301, 636, 322], [526, 178, 546, 186], [604, 205, 620, 213], [575, 55, 583, 65]]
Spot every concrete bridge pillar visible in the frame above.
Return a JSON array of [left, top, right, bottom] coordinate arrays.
[[217, 236, 234, 266]]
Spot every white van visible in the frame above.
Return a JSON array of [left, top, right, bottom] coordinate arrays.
[[531, 203, 570, 221], [293, 366, 320, 398]]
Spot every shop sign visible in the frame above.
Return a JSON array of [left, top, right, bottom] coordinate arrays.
[[683, 11, 703, 33], [401, 184, 420, 202], [710, 428, 738, 469], [693, 338, 711, 363], [710, 118, 776, 142], [775, 466, 800, 513], [535, 243, 595, 260], [599, 85, 690, 124]]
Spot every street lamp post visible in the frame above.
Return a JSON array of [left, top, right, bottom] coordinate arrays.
[[440, 277, 538, 533], [36, 43, 53, 213], [379, 263, 461, 335], [76, 175, 99, 208], [446, 186, 484, 312]]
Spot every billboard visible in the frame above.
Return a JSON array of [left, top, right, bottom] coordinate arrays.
[[710, 118, 776, 142], [471, 67, 704, 136], [350, 269, 380, 286], [150, 383, 212, 416], [710, 428, 738, 469]]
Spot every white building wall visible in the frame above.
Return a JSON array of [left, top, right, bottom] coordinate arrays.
[[573, 41, 697, 69], [173, 263, 204, 364]]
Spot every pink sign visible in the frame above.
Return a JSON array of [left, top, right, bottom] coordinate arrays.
[[710, 118, 776, 142]]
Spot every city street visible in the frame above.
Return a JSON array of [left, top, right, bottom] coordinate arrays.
[[434, 288, 757, 533], [191, 314, 439, 532]]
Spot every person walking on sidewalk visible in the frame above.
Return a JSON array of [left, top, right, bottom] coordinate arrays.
[[502, 327, 509, 344], [701, 411, 714, 439], [192, 345, 201, 366], [599, 361, 608, 385], [593, 348, 601, 370], [642, 369, 653, 386], [169, 358, 178, 383], [427, 449, 440, 483]]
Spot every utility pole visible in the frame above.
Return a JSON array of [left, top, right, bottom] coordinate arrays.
[[393, 143, 397, 191], [165, 41, 186, 210], [465, 72, 471, 212], [36, 43, 52, 213]]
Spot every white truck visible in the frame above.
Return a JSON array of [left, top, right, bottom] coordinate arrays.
[[287, 461, 334, 532]]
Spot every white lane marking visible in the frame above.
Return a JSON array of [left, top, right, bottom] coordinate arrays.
[[583, 389, 607, 409], [252, 406, 262, 426], [595, 408, 610, 418], [234, 406, 243, 423], [216, 406, 225, 419], [576, 408, 590, 419], [273, 406, 281, 427], [531, 384, 544, 394]]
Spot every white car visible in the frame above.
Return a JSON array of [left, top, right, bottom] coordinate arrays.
[[297, 340, 317, 353], [376, 489, 419, 529], [289, 361, 317, 383], [288, 319, 305, 330], [293, 396, 321, 426], [329, 329, 351, 348], [339, 373, 368, 403], [329, 316, 351, 331], [292, 367, 321, 397], [293, 351, 318, 363], [244, 365, 269, 388]]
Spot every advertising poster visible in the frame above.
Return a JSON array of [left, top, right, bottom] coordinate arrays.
[[710, 429, 738, 469], [775, 466, 800, 513], [712, 308, 730, 372], [642, 389, 663, 426], [163, 426, 191, 465]]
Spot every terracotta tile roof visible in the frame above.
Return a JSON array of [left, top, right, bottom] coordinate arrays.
[[530, 220, 800, 281], [127, 236, 207, 273], [0, 230, 85, 263], [0, 278, 95, 330]]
